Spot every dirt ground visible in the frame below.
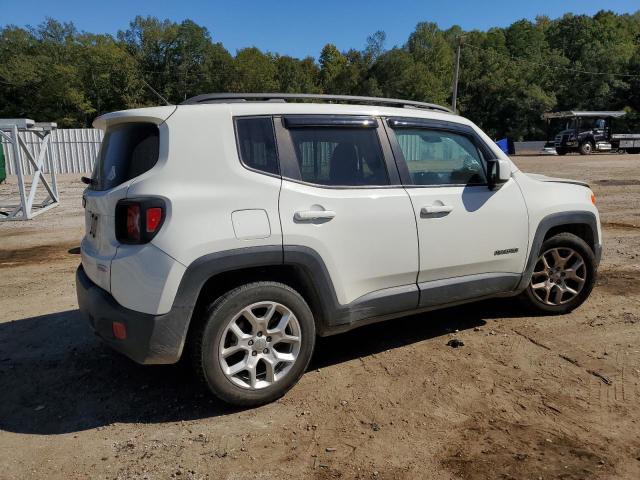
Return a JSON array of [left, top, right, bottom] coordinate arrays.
[[1, 154, 639, 480]]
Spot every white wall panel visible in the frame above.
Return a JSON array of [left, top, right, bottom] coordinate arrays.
[[1, 128, 103, 175]]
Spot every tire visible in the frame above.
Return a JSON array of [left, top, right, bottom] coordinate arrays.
[[556, 148, 568, 156], [519, 232, 596, 315], [191, 281, 315, 407], [627, 148, 640, 154], [579, 141, 594, 155]]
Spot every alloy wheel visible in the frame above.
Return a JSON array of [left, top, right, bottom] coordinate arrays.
[[218, 301, 301, 389], [530, 247, 587, 306]]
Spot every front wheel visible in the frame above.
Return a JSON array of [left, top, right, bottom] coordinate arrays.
[[192, 282, 316, 406], [520, 232, 596, 314], [579, 141, 594, 155]]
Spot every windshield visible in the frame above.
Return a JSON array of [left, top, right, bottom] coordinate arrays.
[[548, 119, 576, 139]]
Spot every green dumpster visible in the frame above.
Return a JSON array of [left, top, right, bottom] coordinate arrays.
[[0, 142, 6, 183]]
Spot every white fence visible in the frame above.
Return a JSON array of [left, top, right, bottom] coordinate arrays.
[[2, 128, 103, 175]]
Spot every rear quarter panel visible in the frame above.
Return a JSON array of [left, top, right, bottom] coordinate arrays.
[[129, 105, 283, 268]]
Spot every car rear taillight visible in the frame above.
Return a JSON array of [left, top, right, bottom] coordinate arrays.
[[112, 321, 127, 340], [116, 198, 166, 244], [146, 207, 163, 233], [127, 204, 141, 241]]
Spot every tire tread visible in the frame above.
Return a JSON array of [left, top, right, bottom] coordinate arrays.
[[190, 281, 315, 406], [519, 232, 596, 314]]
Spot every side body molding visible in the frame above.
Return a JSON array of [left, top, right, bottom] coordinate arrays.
[[418, 273, 520, 308], [165, 246, 283, 360], [282, 245, 419, 335], [168, 245, 421, 345]]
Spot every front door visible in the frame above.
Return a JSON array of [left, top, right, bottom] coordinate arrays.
[[386, 118, 529, 307]]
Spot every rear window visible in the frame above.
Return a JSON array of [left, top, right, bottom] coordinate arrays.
[[288, 128, 389, 186], [235, 117, 279, 175], [91, 123, 159, 190]]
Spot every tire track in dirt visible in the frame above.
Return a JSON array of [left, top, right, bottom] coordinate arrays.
[[512, 327, 615, 387], [602, 221, 640, 231], [443, 321, 635, 480], [596, 268, 640, 296]]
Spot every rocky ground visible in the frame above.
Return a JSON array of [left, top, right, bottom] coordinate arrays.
[[1, 154, 639, 479]]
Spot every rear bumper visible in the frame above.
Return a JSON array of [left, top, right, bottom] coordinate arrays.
[[76, 265, 190, 364]]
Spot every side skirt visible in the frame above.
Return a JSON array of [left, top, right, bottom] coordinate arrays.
[[418, 272, 520, 308], [319, 273, 521, 337]]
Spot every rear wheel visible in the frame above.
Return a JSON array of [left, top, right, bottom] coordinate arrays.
[[627, 148, 640, 154], [579, 141, 594, 155], [520, 233, 596, 314], [192, 282, 316, 406]]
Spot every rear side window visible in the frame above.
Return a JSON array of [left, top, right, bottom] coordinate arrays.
[[91, 123, 159, 191], [288, 128, 389, 186], [235, 117, 279, 175], [393, 128, 486, 186]]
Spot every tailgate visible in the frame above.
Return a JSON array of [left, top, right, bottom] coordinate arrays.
[[81, 184, 129, 292], [81, 106, 174, 292]]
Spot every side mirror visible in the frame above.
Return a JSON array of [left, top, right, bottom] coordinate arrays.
[[487, 159, 511, 190]]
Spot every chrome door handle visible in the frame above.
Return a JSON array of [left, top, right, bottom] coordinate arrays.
[[294, 210, 336, 221], [421, 205, 453, 215]]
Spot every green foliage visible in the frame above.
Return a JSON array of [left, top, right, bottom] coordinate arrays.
[[0, 11, 638, 138]]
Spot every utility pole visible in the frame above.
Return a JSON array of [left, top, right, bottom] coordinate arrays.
[[451, 35, 462, 112]]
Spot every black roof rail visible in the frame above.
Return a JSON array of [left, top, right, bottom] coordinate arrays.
[[180, 93, 453, 113]]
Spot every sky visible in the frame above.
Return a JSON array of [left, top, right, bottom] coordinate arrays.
[[1, 0, 638, 58]]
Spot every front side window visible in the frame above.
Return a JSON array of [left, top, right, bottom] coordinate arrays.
[[235, 117, 279, 175], [288, 128, 389, 186], [393, 128, 487, 186]]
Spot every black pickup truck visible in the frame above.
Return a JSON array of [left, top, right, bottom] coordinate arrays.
[[544, 111, 640, 155]]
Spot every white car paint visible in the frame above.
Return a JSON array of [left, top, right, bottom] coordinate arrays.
[[279, 180, 419, 305], [81, 101, 600, 316], [407, 179, 529, 283]]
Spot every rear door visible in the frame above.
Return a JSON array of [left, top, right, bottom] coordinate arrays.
[[276, 115, 419, 308], [386, 117, 528, 307], [81, 122, 160, 292]]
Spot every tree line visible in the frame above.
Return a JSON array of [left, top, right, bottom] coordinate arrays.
[[1, 11, 639, 140]]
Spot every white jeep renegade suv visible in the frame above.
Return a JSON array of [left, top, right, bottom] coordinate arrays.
[[77, 93, 601, 406]]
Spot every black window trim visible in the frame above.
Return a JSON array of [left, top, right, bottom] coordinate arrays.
[[282, 115, 378, 129], [233, 115, 282, 180], [384, 116, 496, 188], [274, 115, 402, 189]]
